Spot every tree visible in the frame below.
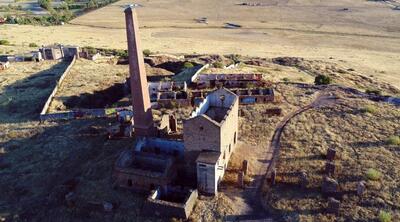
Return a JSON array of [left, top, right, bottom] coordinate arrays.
[[314, 74, 332, 85]]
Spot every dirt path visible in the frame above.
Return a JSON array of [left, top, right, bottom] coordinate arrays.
[[223, 90, 337, 221]]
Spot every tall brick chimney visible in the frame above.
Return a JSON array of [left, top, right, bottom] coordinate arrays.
[[124, 6, 155, 137]]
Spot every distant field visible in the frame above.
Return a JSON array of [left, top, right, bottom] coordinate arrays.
[[1, 0, 400, 88]]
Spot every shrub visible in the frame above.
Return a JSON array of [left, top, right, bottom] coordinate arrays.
[[360, 105, 377, 114], [387, 136, 400, 146], [0, 39, 10, 45], [115, 49, 128, 58], [38, 0, 52, 10], [213, 61, 224, 68], [85, 46, 97, 55], [365, 168, 381, 181], [142, 49, 151, 57], [378, 211, 392, 222], [314, 74, 332, 85], [366, 88, 382, 96], [183, 61, 194, 69], [29, 43, 38, 47], [282, 77, 289, 83]]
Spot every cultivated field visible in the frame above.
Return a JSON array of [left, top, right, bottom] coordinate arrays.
[[1, 0, 400, 88]]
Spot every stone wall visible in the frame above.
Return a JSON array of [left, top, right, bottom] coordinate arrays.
[[143, 187, 198, 219], [220, 96, 239, 169], [39, 56, 76, 119]]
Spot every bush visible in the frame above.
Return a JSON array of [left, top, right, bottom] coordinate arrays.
[[213, 61, 224, 68], [282, 77, 289, 83], [378, 211, 392, 222], [85, 46, 97, 55], [0, 39, 10, 45], [365, 168, 381, 181], [387, 136, 400, 146], [142, 49, 151, 57], [29, 43, 38, 47], [183, 61, 194, 69], [366, 88, 382, 96], [360, 105, 377, 114], [115, 49, 128, 59], [38, 0, 52, 10], [314, 74, 332, 85]]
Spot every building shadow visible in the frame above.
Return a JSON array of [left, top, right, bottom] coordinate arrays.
[[350, 141, 384, 148], [0, 61, 69, 124], [0, 117, 138, 220], [63, 82, 129, 109]]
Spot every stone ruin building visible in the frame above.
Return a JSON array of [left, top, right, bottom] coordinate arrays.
[[184, 88, 239, 194], [111, 6, 241, 219]]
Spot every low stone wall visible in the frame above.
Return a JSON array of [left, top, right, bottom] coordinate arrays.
[[39, 56, 76, 118], [135, 137, 185, 157], [143, 187, 198, 219], [157, 99, 191, 108], [40, 106, 132, 121], [239, 94, 275, 104]]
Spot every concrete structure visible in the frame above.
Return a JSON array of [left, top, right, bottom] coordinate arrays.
[[39, 45, 79, 60], [125, 6, 155, 137], [183, 88, 239, 194], [143, 187, 198, 219], [234, 88, 274, 104], [194, 73, 267, 89], [0, 61, 10, 70], [62, 45, 80, 60], [113, 150, 176, 191], [148, 81, 191, 108], [40, 45, 63, 60], [135, 137, 185, 158]]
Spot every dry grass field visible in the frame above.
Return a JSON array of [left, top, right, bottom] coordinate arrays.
[[1, 0, 400, 220], [1, 0, 400, 88], [264, 89, 400, 221]]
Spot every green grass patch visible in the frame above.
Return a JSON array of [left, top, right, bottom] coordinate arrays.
[[29, 43, 38, 47], [378, 210, 392, 222], [213, 61, 224, 68], [183, 61, 194, 69], [387, 136, 400, 146], [314, 74, 332, 85], [365, 168, 381, 181], [366, 88, 382, 96], [0, 39, 10, 46], [360, 105, 377, 114]]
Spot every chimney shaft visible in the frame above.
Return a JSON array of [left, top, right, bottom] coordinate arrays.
[[124, 7, 155, 137]]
